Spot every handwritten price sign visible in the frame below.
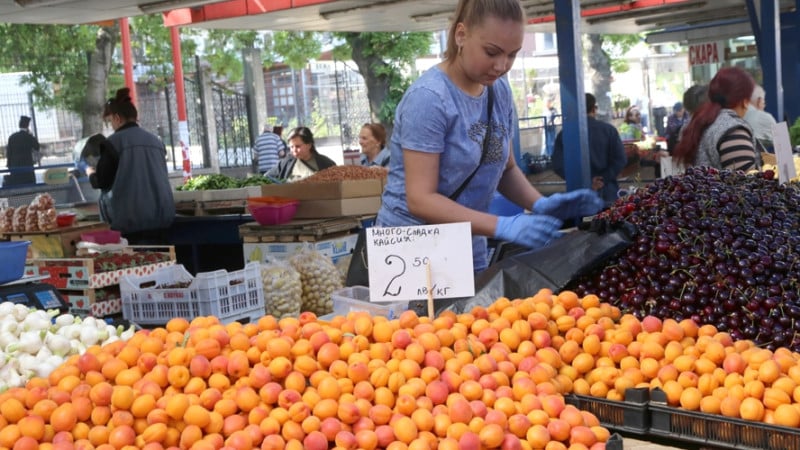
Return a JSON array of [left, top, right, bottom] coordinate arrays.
[[771, 122, 797, 184], [366, 222, 475, 302]]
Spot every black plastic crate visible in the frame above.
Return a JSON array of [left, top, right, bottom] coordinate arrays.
[[606, 432, 623, 450], [649, 387, 800, 449], [564, 387, 650, 435]]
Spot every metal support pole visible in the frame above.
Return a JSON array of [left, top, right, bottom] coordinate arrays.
[[554, 0, 591, 191]]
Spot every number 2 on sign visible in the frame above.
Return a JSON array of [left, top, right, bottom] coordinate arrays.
[[382, 254, 406, 297]]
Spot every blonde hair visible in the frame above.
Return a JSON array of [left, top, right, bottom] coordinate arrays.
[[444, 0, 525, 61]]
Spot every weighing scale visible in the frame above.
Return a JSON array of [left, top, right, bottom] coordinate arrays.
[[0, 275, 69, 312]]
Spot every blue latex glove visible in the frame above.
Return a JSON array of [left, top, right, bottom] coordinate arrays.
[[532, 189, 604, 221], [494, 214, 564, 249]]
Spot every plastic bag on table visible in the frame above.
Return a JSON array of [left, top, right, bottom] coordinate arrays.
[[261, 257, 303, 320], [37, 208, 58, 231], [426, 220, 636, 316], [0, 207, 14, 233], [12, 205, 28, 232], [289, 244, 343, 316]]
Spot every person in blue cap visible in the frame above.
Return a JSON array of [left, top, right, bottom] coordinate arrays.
[[664, 102, 689, 154]]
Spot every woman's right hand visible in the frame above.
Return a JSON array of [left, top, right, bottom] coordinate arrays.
[[494, 213, 563, 249]]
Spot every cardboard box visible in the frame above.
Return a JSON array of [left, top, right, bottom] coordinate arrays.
[[27, 260, 177, 289], [201, 186, 262, 201], [260, 179, 382, 200], [62, 287, 122, 317], [295, 196, 381, 219], [172, 190, 201, 202], [243, 233, 358, 265], [174, 186, 263, 202], [26, 246, 176, 289], [2, 221, 110, 259]]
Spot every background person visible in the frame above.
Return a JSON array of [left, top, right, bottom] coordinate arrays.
[[359, 123, 390, 168], [5, 115, 40, 186], [86, 87, 175, 244], [253, 124, 287, 174], [673, 67, 758, 172], [375, 0, 602, 273], [743, 84, 778, 151], [618, 106, 644, 141], [266, 126, 336, 182], [552, 93, 627, 208], [664, 102, 689, 153], [679, 84, 709, 139]]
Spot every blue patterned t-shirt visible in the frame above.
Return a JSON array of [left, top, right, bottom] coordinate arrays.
[[376, 66, 514, 271]]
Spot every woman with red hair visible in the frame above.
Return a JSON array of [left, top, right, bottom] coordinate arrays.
[[673, 67, 759, 171]]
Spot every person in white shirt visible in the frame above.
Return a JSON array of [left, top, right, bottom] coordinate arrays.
[[253, 125, 287, 174], [743, 84, 777, 151]]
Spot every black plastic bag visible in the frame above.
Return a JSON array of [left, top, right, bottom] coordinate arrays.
[[424, 221, 636, 315], [344, 228, 369, 287]]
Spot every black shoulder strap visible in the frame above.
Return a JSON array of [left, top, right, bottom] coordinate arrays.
[[449, 85, 494, 200]]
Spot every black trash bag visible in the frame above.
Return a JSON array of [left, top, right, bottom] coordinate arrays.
[[422, 220, 636, 316]]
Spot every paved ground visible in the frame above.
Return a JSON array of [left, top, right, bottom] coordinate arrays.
[[624, 437, 690, 450]]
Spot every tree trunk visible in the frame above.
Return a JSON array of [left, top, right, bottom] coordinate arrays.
[[586, 34, 613, 123], [82, 23, 118, 137], [344, 33, 394, 137]]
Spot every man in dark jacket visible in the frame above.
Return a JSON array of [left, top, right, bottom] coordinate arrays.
[[552, 93, 627, 208], [5, 115, 40, 186]]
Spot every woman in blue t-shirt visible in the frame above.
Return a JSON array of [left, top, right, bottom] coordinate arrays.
[[376, 0, 602, 271]]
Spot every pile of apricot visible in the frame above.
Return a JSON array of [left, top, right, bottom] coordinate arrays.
[[0, 289, 614, 450]]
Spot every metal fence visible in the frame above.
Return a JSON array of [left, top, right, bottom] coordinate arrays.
[[263, 61, 371, 150], [519, 114, 562, 158], [325, 60, 371, 150], [1, 55, 253, 173], [211, 83, 251, 168], [3, 50, 567, 176], [0, 74, 83, 167], [136, 68, 215, 171]]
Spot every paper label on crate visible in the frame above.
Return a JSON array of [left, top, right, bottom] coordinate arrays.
[[771, 122, 797, 183], [366, 222, 474, 302]]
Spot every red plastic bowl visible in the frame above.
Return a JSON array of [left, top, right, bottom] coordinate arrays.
[[247, 200, 299, 226], [80, 230, 122, 244], [56, 212, 77, 227]]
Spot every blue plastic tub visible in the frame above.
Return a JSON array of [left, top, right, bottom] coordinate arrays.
[[0, 241, 30, 285]]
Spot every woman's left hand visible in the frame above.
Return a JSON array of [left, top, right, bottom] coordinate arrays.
[[532, 189, 604, 221]]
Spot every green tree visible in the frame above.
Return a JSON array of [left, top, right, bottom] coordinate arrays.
[[129, 15, 200, 87], [333, 32, 433, 136], [0, 23, 117, 136], [585, 33, 641, 122], [203, 29, 265, 82], [271, 31, 323, 70]]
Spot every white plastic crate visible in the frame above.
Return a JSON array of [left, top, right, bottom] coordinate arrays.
[[331, 286, 408, 319], [120, 262, 265, 325]]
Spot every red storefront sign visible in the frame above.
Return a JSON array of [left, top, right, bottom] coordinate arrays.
[[689, 42, 721, 66]]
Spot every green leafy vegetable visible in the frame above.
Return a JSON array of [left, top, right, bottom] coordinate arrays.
[[176, 174, 277, 191]]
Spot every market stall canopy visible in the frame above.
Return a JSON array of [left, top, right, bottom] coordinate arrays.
[[0, 0, 795, 38]]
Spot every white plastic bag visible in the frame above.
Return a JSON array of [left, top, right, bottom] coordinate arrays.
[[260, 257, 303, 320], [289, 244, 343, 316]]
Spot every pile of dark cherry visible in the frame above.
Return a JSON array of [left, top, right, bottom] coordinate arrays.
[[570, 167, 800, 351]]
